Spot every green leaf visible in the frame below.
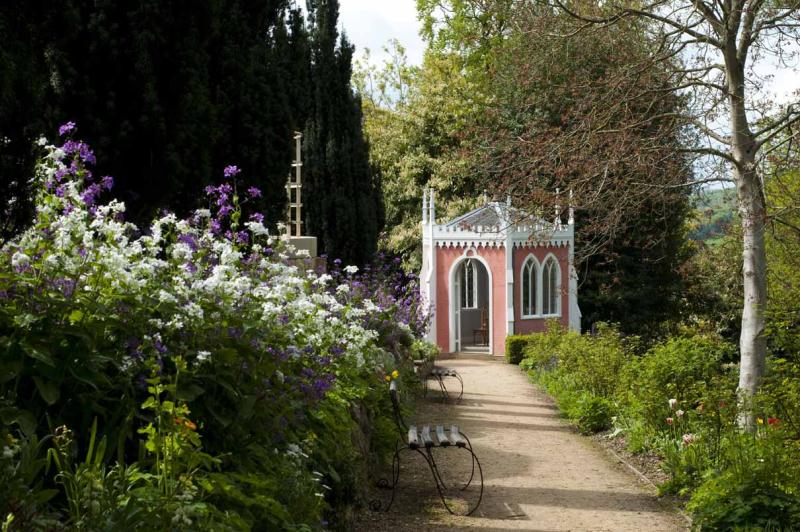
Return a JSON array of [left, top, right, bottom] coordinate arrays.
[[22, 343, 55, 366], [2, 409, 37, 436], [32, 376, 60, 405], [68, 309, 84, 324], [30, 489, 59, 504], [177, 383, 205, 402], [140, 397, 158, 410], [0, 360, 22, 384]]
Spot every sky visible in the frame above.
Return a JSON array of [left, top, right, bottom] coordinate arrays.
[[338, 0, 426, 67]]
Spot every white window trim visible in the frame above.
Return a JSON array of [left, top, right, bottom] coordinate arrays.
[[541, 254, 562, 317], [520, 254, 541, 319]]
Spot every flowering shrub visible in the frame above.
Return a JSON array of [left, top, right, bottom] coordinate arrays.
[[0, 127, 431, 529], [516, 324, 800, 527]]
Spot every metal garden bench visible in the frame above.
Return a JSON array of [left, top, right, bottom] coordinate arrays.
[[371, 380, 483, 516], [427, 366, 464, 402]]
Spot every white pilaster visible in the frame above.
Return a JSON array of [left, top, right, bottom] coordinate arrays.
[[505, 223, 515, 339], [567, 224, 581, 333], [426, 188, 437, 343]]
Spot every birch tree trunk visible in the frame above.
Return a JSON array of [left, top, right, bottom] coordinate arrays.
[[725, 38, 767, 428]]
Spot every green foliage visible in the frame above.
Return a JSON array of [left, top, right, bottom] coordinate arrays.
[[688, 188, 737, 244], [765, 170, 800, 360], [620, 334, 737, 434], [686, 431, 800, 531], [504, 335, 531, 365], [573, 395, 614, 435], [519, 322, 630, 434], [515, 323, 800, 528], [0, 433, 60, 531]]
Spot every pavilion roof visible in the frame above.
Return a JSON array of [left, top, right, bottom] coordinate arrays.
[[443, 202, 545, 232]]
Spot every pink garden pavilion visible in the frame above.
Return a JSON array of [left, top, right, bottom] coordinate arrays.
[[420, 190, 581, 356]]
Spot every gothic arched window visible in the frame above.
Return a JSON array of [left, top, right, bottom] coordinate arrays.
[[542, 256, 560, 316], [521, 256, 538, 317]]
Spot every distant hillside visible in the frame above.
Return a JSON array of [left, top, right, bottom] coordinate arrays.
[[689, 188, 737, 242]]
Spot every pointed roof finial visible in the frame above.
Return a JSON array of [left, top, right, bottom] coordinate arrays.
[[555, 187, 562, 227], [568, 189, 575, 226], [422, 188, 429, 225], [429, 188, 436, 225]]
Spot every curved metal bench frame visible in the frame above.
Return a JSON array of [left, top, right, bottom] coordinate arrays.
[[427, 367, 464, 402], [371, 380, 483, 516]]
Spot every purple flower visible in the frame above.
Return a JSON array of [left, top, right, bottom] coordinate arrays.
[[264, 247, 273, 256], [223, 165, 241, 178], [54, 168, 70, 182], [59, 121, 76, 136], [177, 233, 198, 251], [250, 212, 264, 223], [209, 219, 221, 235], [101, 175, 114, 190], [154, 340, 168, 354], [218, 205, 233, 217], [80, 183, 102, 206], [247, 186, 262, 198]]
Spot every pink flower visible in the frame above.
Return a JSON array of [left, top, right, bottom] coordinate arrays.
[[668, 398, 678, 410], [666, 417, 674, 425], [682, 433, 695, 446], [767, 417, 780, 426]]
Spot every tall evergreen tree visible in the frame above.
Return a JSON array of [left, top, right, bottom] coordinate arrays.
[[303, 0, 383, 266], [0, 0, 382, 254]]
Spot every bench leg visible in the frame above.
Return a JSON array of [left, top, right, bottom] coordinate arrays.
[[421, 445, 484, 516], [459, 442, 484, 516], [434, 374, 449, 402], [453, 372, 464, 402], [371, 442, 405, 512]]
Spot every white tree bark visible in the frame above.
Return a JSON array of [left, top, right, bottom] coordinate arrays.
[[724, 31, 767, 427]]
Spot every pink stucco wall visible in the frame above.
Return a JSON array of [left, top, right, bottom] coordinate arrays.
[[435, 246, 507, 356], [512, 245, 570, 334]]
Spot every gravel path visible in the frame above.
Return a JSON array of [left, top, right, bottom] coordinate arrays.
[[355, 354, 688, 531]]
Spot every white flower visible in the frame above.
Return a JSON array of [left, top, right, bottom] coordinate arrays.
[[157, 290, 177, 304], [37, 136, 48, 147], [11, 252, 30, 269], [245, 221, 269, 236], [313, 274, 333, 286], [196, 351, 211, 362], [343, 265, 358, 275], [336, 284, 350, 294], [668, 398, 678, 410], [676, 409, 685, 418], [195, 208, 211, 218]]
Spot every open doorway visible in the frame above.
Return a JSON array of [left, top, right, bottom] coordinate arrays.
[[450, 256, 491, 354]]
